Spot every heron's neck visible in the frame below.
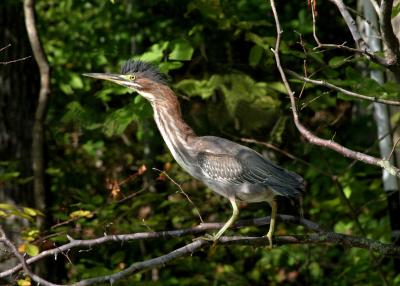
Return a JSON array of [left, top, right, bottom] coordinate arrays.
[[150, 88, 197, 171]]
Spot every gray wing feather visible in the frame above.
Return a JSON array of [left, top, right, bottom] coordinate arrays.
[[197, 149, 304, 197]]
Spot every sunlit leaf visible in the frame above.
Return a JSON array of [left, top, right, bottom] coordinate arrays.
[[25, 243, 39, 256], [69, 210, 93, 219], [169, 40, 194, 61], [23, 207, 44, 217], [17, 279, 31, 286]]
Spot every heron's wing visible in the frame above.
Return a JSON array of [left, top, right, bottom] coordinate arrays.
[[197, 150, 304, 197], [197, 152, 247, 184]]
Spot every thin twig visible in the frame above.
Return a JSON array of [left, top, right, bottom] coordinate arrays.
[[311, 0, 321, 46], [388, 137, 400, 161], [152, 168, 204, 223], [287, 70, 400, 106], [329, 0, 368, 50], [0, 44, 11, 53], [0, 56, 31, 65], [269, 0, 400, 178]]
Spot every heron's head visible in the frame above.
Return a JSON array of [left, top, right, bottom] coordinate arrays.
[[83, 60, 169, 101]]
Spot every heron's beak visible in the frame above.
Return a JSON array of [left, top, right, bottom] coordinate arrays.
[[83, 73, 125, 85], [83, 73, 141, 89]]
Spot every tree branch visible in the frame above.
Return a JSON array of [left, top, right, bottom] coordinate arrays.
[[328, 0, 368, 50], [287, 70, 400, 106], [1, 215, 400, 285], [327, 0, 400, 77], [0, 214, 322, 279], [380, 0, 400, 67], [23, 0, 51, 224], [269, 0, 400, 178], [0, 227, 58, 286], [311, 1, 389, 69]]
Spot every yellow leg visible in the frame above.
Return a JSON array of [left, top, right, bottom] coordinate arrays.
[[194, 197, 239, 245], [213, 197, 239, 241], [266, 200, 277, 249]]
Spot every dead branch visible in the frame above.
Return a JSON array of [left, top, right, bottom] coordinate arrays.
[[287, 70, 400, 106], [379, 0, 400, 67], [269, 0, 400, 178]]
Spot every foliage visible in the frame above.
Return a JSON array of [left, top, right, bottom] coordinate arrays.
[[3, 0, 400, 285]]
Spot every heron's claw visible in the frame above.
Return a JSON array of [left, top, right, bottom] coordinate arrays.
[[264, 232, 273, 249], [193, 233, 219, 242]]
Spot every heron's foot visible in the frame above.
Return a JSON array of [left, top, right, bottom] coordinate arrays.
[[194, 233, 219, 242], [264, 232, 273, 249]]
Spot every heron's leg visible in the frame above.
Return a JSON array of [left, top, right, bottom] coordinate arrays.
[[213, 197, 239, 241], [266, 200, 277, 249]]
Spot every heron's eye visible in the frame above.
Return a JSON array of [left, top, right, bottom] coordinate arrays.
[[128, 74, 136, 81]]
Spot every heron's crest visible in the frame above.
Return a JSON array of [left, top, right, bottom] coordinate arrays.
[[121, 60, 168, 84]]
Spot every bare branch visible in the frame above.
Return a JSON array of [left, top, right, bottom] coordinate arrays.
[[0, 56, 32, 65], [0, 214, 323, 279], [2, 215, 400, 285], [269, 0, 400, 178], [0, 215, 400, 286], [315, 43, 391, 68], [329, 0, 369, 50], [0, 44, 32, 64], [0, 227, 59, 286], [379, 0, 400, 67], [0, 44, 12, 53], [370, 0, 380, 15], [287, 70, 400, 106], [388, 136, 400, 161], [311, 1, 388, 69]]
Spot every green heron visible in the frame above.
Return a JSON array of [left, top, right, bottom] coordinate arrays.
[[84, 60, 304, 247]]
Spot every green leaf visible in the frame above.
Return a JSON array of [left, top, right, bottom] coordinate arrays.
[[392, 3, 400, 18], [70, 73, 84, 89], [17, 279, 31, 286], [175, 75, 223, 99], [0, 203, 17, 210], [0, 171, 20, 181], [103, 102, 138, 137], [26, 243, 39, 256], [159, 61, 183, 73], [23, 207, 44, 217], [169, 40, 194, 61], [245, 32, 271, 50], [343, 186, 352, 199], [139, 42, 169, 63], [248, 45, 263, 67], [329, 56, 347, 68]]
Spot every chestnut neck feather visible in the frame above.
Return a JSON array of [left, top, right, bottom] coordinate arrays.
[[149, 85, 198, 173]]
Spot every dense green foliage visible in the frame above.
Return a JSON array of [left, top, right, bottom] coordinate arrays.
[[4, 0, 400, 285]]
